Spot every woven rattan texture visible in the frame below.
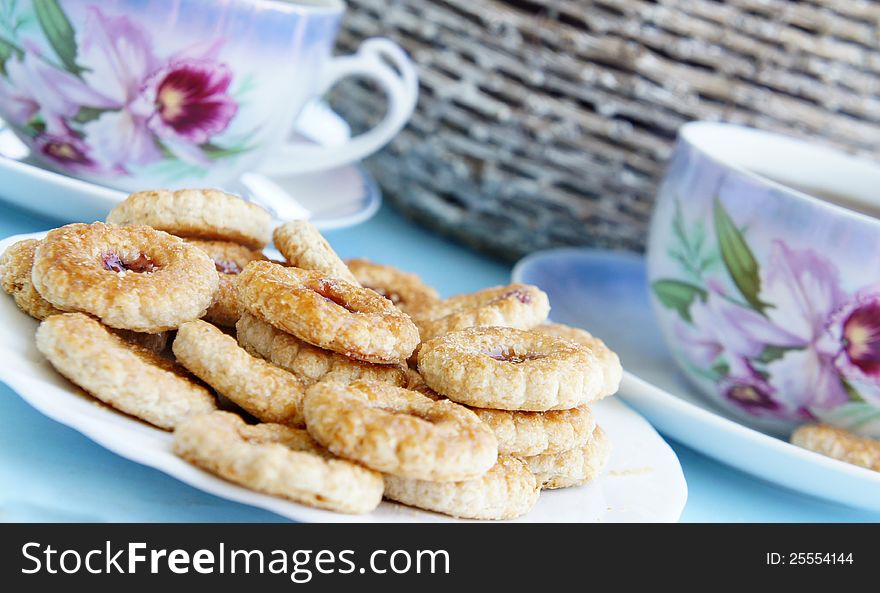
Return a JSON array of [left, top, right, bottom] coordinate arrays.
[[331, 0, 880, 259]]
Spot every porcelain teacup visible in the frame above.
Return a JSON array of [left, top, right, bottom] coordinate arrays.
[[0, 0, 417, 191], [648, 122, 880, 436]]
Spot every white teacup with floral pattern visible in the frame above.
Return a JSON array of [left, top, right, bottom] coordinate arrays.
[[648, 122, 880, 437], [0, 0, 417, 191]]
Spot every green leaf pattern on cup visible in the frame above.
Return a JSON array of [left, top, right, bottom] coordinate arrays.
[[712, 197, 769, 314], [651, 279, 706, 323], [34, 0, 81, 75]]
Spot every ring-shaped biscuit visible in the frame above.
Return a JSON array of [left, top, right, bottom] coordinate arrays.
[[107, 189, 272, 250], [238, 261, 419, 363], [418, 326, 604, 411], [415, 283, 549, 342], [35, 313, 216, 430], [236, 312, 407, 387], [0, 238, 171, 360], [273, 221, 358, 284], [303, 379, 498, 481], [524, 426, 611, 489], [173, 411, 384, 514], [346, 258, 439, 316], [403, 369, 596, 456], [534, 322, 622, 399], [791, 424, 880, 471], [1, 240, 169, 356], [471, 405, 596, 457], [187, 240, 266, 327], [173, 320, 307, 426], [31, 223, 218, 333], [1, 239, 62, 320], [383, 455, 540, 520]]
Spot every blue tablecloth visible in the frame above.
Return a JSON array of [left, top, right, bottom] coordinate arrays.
[[1, 201, 876, 522]]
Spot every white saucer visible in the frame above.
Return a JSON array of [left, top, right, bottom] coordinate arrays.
[[0, 101, 380, 229], [513, 248, 880, 513], [0, 233, 687, 523]]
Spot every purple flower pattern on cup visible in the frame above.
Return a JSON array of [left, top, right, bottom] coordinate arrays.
[[653, 198, 880, 421], [144, 59, 237, 145], [35, 131, 100, 173], [0, 3, 245, 176]]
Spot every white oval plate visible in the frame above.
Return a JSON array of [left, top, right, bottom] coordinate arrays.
[[0, 102, 379, 230], [513, 247, 880, 513], [0, 233, 686, 523]]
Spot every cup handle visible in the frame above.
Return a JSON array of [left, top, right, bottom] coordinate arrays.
[[258, 38, 418, 177]]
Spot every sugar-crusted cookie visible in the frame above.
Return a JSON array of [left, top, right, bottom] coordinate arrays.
[[472, 405, 595, 457], [173, 411, 383, 514], [36, 313, 215, 430], [273, 220, 358, 284], [414, 283, 549, 342], [187, 239, 266, 327], [383, 455, 539, 520], [32, 223, 218, 332], [347, 258, 439, 316], [418, 326, 604, 411], [524, 426, 611, 489], [534, 322, 622, 398], [107, 189, 272, 250], [236, 312, 407, 387], [238, 261, 419, 363], [0, 239, 62, 320], [303, 379, 497, 481], [791, 424, 880, 472], [173, 320, 307, 427]]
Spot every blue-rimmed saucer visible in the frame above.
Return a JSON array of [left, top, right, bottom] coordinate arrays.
[[513, 248, 880, 512]]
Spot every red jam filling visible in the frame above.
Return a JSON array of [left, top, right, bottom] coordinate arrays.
[[485, 347, 544, 364], [313, 279, 358, 313], [214, 259, 242, 275], [497, 288, 532, 304], [367, 285, 402, 305], [102, 252, 158, 273]]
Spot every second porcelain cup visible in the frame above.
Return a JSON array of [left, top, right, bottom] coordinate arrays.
[[0, 0, 417, 190], [647, 122, 880, 437]]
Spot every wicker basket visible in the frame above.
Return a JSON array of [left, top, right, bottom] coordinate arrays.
[[330, 0, 880, 259]]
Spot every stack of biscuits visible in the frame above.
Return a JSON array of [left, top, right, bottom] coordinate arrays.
[[414, 322, 620, 491], [0, 188, 623, 520]]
